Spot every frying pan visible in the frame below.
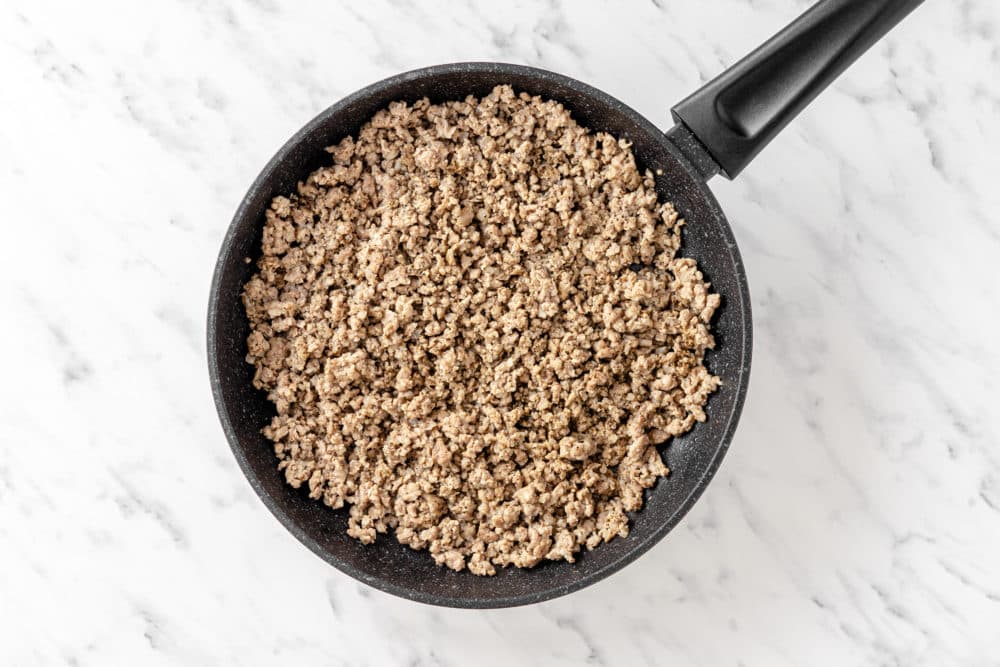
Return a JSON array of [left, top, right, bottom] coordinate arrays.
[[208, 0, 923, 607]]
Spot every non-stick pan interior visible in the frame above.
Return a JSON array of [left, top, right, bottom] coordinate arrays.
[[208, 63, 752, 607]]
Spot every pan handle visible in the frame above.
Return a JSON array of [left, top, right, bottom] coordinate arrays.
[[668, 0, 923, 180]]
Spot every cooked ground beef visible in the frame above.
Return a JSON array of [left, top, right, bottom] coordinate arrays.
[[242, 85, 720, 575]]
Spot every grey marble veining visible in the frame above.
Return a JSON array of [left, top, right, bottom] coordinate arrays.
[[1, 0, 999, 665]]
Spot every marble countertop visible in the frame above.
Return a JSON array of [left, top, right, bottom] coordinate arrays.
[[3, 0, 999, 664]]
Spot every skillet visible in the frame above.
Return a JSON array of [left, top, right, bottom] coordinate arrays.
[[208, 0, 924, 607]]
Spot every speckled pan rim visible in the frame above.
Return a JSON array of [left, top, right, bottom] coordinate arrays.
[[207, 62, 753, 608]]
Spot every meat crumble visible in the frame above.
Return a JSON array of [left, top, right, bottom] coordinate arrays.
[[242, 85, 720, 576]]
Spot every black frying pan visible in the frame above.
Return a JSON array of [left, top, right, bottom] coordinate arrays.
[[208, 0, 923, 607]]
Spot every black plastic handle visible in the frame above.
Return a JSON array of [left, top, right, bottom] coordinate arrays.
[[669, 0, 923, 180]]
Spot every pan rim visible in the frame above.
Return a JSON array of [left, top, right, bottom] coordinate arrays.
[[207, 61, 753, 608]]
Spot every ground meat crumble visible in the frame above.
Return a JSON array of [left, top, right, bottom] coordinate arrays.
[[242, 85, 720, 576]]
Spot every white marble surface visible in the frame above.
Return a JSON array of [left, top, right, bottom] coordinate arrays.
[[2, 0, 999, 664]]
